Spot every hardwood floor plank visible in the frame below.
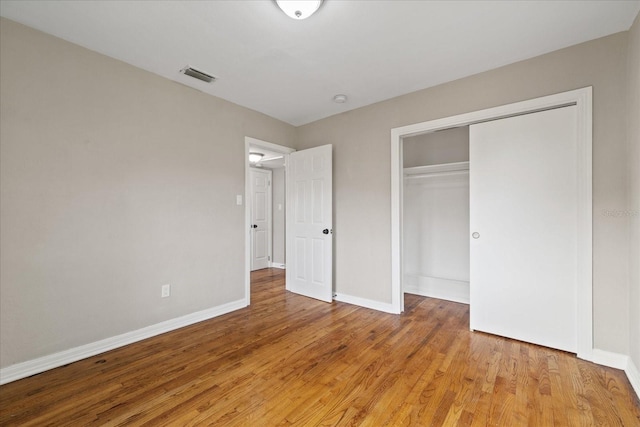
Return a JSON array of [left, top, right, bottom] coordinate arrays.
[[1, 268, 639, 426]]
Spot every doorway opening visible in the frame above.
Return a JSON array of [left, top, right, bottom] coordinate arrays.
[[244, 137, 295, 306]]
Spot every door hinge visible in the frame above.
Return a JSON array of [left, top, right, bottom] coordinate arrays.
[[268, 256, 271, 261]]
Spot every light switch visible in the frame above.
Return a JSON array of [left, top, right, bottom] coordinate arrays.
[[236, 195, 243, 205]]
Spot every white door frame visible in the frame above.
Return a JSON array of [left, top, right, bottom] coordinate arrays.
[[244, 137, 295, 306], [390, 87, 593, 361]]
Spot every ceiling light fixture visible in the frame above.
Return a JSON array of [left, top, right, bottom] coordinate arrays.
[[333, 94, 348, 103], [276, 0, 322, 20], [249, 152, 264, 163]]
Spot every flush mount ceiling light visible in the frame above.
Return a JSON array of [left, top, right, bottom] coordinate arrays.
[[249, 152, 264, 163], [276, 0, 323, 20]]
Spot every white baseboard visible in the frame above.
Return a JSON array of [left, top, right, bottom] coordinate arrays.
[[591, 349, 640, 400], [404, 274, 470, 304], [592, 348, 629, 370], [626, 357, 640, 400], [333, 293, 398, 314], [0, 299, 246, 385], [270, 263, 286, 269]]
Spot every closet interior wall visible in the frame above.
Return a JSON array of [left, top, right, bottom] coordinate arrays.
[[403, 127, 470, 304]]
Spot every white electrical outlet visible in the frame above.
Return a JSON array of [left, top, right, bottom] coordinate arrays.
[[161, 284, 171, 298]]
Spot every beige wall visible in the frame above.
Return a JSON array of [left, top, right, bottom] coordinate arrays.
[[0, 18, 296, 368], [627, 13, 640, 370], [272, 167, 286, 265], [403, 127, 469, 168], [297, 32, 630, 354], [2, 13, 638, 370]]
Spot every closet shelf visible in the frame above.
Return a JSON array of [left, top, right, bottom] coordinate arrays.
[[404, 161, 469, 179]]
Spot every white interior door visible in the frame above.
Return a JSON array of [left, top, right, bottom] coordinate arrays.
[[250, 168, 271, 271], [286, 145, 333, 303], [470, 106, 578, 353]]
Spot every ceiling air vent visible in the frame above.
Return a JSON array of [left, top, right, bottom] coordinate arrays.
[[180, 66, 216, 83]]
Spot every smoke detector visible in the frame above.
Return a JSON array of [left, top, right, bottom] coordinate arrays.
[[333, 94, 348, 103]]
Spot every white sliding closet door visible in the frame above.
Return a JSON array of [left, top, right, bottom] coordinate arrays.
[[470, 106, 578, 353]]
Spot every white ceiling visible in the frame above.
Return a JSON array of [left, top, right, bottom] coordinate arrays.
[[1, 1, 639, 126]]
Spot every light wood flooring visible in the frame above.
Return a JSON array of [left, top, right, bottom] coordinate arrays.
[[1, 268, 639, 426]]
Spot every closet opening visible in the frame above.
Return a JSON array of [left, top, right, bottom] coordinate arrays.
[[390, 88, 592, 359], [402, 127, 470, 305]]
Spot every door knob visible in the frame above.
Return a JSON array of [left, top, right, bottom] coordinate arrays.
[[322, 229, 331, 235], [252, 224, 258, 228], [472, 232, 480, 239]]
